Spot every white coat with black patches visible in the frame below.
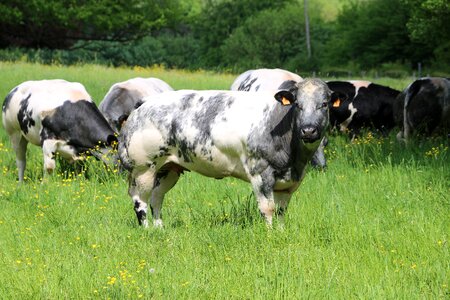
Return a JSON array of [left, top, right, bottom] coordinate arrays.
[[99, 77, 173, 132], [327, 80, 400, 136], [2, 79, 117, 182], [119, 79, 332, 228]]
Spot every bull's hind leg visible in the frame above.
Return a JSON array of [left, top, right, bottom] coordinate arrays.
[[128, 168, 157, 227], [10, 133, 28, 182], [150, 169, 180, 228]]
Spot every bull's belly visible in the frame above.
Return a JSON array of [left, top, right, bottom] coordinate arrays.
[[167, 151, 249, 181]]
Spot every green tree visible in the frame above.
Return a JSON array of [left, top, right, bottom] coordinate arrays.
[[404, 0, 449, 43], [193, 0, 293, 68], [324, 0, 430, 69], [0, 0, 182, 49], [403, 0, 450, 68], [220, 3, 329, 72]]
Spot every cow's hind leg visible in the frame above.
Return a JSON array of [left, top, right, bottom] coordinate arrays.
[[128, 168, 156, 227], [10, 133, 28, 182], [150, 169, 180, 228], [42, 139, 59, 179]]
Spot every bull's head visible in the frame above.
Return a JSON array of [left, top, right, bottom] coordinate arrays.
[[275, 78, 332, 144]]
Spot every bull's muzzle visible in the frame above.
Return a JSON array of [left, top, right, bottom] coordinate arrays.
[[300, 126, 320, 143]]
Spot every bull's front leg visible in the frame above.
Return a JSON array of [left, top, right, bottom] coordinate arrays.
[[273, 191, 293, 229], [250, 170, 276, 226]]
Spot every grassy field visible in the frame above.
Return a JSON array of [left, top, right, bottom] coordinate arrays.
[[0, 62, 448, 299]]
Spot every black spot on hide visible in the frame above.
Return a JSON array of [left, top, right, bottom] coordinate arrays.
[[18, 94, 35, 134], [238, 75, 258, 91]]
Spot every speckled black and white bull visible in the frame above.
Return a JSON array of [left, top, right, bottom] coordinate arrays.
[[119, 78, 333, 227], [395, 77, 450, 141], [2, 79, 117, 182], [326, 80, 400, 136], [99, 77, 173, 132], [230, 68, 328, 169]]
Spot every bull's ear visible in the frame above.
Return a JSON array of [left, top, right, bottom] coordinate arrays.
[[330, 92, 347, 108], [116, 114, 129, 131], [274, 90, 296, 106], [134, 99, 144, 109]]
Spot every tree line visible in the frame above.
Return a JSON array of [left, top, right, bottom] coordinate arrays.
[[0, 0, 448, 75]]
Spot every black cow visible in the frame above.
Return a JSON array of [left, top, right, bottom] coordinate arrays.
[[395, 77, 450, 141], [327, 80, 400, 136], [2, 79, 117, 182]]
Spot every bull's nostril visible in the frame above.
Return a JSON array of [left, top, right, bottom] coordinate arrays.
[[302, 127, 317, 135]]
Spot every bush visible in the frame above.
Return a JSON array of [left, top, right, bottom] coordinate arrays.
[[220, 3, 329, 73]]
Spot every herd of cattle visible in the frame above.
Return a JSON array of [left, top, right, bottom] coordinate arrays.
[[2, 69, 449, 227]]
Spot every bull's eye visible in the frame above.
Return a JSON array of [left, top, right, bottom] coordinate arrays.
[[318, 102, 328, 109]]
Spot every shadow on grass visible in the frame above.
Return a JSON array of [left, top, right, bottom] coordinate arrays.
[[189, 192, 263, 229]]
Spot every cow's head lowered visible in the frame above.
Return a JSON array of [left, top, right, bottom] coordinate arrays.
[[275, 78, 333, 144], [40, 100, 118, 166]]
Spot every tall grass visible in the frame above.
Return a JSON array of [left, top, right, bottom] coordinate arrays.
[[0, 62, 448, 299]]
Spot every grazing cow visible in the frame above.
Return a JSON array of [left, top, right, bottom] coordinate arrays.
[[395, 77, 450, 141], [2, 79, 118, 182], [326, 80, 400, 136], [230, 68, 327, 169], [99, 77, 173, 131], [119, 78, 333, 227]]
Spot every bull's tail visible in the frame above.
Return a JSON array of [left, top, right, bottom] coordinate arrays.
[[2, 87, 18, 113], [403, 79, 424, 140], [118, 138, 134, 171]]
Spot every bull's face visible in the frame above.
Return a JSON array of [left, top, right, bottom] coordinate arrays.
[[275, 79, 331, 144]]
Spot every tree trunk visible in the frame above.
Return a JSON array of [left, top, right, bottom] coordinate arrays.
[[304, 0, 311, 58]]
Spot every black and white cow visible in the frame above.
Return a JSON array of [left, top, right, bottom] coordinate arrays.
[[395, 77, 450, 141], [326, 80, 400, 136], [230, 68, 328, 169], [2, 79, 117, 182], [118, 79, 333, 227], [99, 77, 173, 132]]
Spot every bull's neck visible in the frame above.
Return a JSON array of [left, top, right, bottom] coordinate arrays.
[[251, 104, 313, 176]]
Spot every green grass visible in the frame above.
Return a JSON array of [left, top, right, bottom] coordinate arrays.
[[0, 62, 448, 299]]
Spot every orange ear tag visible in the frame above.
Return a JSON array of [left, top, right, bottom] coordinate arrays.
[[281, 97, 291, 106], [332, 99, 341, 107]]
